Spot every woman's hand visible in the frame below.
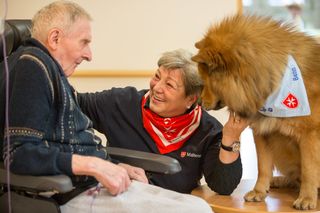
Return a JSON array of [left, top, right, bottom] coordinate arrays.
[[219, 111, 250, 163], [222, 111, 249, 144]]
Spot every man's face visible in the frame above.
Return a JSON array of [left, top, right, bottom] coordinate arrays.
[[55, 18, 92, 77]]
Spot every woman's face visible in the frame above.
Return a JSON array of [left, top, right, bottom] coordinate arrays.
[[149, 66, 196, 117]]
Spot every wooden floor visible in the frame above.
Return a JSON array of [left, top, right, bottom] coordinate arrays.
[[192, 179, 320, 213]]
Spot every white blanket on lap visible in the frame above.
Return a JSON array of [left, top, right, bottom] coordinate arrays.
[[61, 180, 212, 213]]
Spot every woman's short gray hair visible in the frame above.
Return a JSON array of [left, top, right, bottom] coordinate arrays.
[[157, 49, 203, 97], [31, 0, 91, 42]]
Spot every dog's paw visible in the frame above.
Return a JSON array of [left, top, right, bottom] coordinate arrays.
[[244, 190, 267, 202], [293, 196, 317, 210]]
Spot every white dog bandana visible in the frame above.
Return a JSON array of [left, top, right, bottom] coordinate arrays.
[[259, 55, 311, 117]]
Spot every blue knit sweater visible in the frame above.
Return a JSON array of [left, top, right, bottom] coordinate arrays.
[[0, 38, 106, 177]]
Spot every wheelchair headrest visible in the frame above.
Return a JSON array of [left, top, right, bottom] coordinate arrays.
[[0, 19, 32, 62]]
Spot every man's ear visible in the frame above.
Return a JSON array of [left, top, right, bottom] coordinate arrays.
[[47, 28, 61, 50]]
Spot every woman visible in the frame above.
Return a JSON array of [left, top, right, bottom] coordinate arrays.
[[77, 49, 248, 194]]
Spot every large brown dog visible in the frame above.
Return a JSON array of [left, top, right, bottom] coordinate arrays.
[[192, 14, 320, 210]]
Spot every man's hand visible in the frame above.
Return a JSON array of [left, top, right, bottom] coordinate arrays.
[[118, 163, 149, 184], [72, 155, 131, 196]]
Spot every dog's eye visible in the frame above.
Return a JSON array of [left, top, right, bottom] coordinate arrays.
[[198, 62, 216, 76], [199, 63, 209, 71]]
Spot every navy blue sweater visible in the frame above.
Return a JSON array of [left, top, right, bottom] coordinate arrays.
[[0, 39, 106, 177]]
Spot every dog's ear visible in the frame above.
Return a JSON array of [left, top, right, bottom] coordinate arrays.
[[193, 40, 218, 75], [194, 40, 204, 49], [191, 53, 206, 64], [192, 51, 226, 75], [192, 53, 213, 75]]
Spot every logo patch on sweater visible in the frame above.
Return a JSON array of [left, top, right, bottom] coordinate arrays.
[[180, 151, 201, 158]]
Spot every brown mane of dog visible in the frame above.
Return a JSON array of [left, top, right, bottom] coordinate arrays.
[[192, 14, 320, 210], [192, 14, 320, 126]]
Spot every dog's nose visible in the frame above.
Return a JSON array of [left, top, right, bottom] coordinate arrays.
[[199, 101, 212, 111], [213, 101, 224, 110], [200, 100, 224, 111]]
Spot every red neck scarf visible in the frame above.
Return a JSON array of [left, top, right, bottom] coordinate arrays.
[[141, 92, 202, 154]]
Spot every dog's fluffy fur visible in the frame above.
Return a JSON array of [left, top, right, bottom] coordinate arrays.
[[192, 14, 320, 210]]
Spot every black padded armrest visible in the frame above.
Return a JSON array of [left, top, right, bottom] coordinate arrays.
[[0, 19, 31, 61], [0, 163, 73, 193], [0, 147, 181, 194], [107, 147, 182, 174]]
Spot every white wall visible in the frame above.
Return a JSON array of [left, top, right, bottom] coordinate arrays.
[[3, 0, 239, 71]]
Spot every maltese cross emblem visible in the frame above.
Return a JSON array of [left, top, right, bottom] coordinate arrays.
[[180, 151, 186, 158], [282, 93, 299, 109]]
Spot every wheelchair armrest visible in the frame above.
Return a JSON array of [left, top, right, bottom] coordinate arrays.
[[0, 164, 73, 193], [107, 147, 182, 174], [0, 147, 181, 195]]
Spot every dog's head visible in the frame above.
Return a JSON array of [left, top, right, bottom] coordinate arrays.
[[192, 14, 288, 118]]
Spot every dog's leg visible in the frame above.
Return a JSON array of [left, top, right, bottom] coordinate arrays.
[[293, 135, 319, 210], [244, 134, 273, 202], [270, 176, 300, 189]]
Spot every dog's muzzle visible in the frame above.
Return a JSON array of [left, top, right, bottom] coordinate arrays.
[[201, 100, 225, 111]]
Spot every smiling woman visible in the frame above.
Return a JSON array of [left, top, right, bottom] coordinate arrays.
[[76, 48, 249, 195]]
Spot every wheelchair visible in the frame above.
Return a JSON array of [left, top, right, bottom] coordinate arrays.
[[0, 19, 181, 213]]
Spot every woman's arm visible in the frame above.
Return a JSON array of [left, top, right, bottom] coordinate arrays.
[[202, 112, 248, 195], [219, 112, 249, 163], [202, 133, 242, 195]]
